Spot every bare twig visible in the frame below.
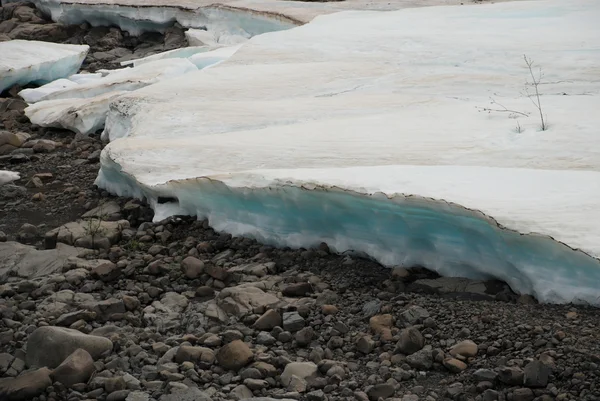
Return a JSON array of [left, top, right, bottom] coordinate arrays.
[[514, 120, 522, 133], [523, 55, 547, 130], [477, 97, 530, 117]]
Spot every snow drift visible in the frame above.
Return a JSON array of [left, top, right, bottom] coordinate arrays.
[[96, 0, 600, 304], [0, 40, 88, 93], [22, 46, 243, 135]]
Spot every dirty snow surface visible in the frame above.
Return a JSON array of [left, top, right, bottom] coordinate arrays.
[[0, 40, 88, 93], [97, 0, 600, 305]]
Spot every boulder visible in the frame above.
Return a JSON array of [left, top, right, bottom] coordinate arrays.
[[217, 284, 280, 316], [216, 340, 253, 371], [0, 367, 52, 401], [51, 348, 95, 387], [44, 219, 129, 249], [280, 362, 318, 386], [175, 346, 215, 366], [253, 309, 282, 331], [180, 256, 204, 279], [449, 340, 478, 358], [25, 326, 113, 368], [395, 327, 424, 355], [0, 241, 81, 280]]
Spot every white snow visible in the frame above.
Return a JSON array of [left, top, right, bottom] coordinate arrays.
[[67, 72, 103, 84], [94, 0, 600, 304], [29, 58, 198, 102], [185, 28, 249, 47], [0, 40, 88, 93], [120, 46, 210, 67], [0, 171, 20, 186], [20, 46, 245, 135], [188, 45, 244, 69], [25, 91, 128, 135], [19, 79, 78, 104]]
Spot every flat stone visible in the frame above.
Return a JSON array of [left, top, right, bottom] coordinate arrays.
[[253, 309, 282, 331], [0, 242, 81, 280], [217, 285, 280, 316], [443, 357, 467, 373], [0, 367, 52, 400], [281, 362, 318, 386]]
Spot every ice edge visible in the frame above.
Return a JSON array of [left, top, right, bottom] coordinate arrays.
[[96, 153, 600, 306]]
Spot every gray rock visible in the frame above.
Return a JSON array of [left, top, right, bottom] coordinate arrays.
[[523, 360, 550, 387], [126, 391, 150, 401], [158, 387, 211, 401], [180, 256, 204, 279], [282, 282, 314, 297], [399, 306, 430, 326], [51, 348, 95, 387], [361, 300, 381, 318], [253, 309, 282, 331], [230, 384, 253, 400], [395, 327, 424, 355], [0, 241, 81, 280], [217, 285, 280, 316], [283, 311, 305, 332], [498, 366, 525, 385], [256, 332, 276, 345], [446, 382, 464, 398], [473, 368, 498, 382], [0, 367, 52, 400], [295, 326, 315, 347], [367, 383, 395, 401], [356, 335, 375, 354], [217, 340, 253, 371], [512, 388, 535, 401], [26, 326, 113, 368], [280, 362, 317, 386], [406, 346, 433, 370]]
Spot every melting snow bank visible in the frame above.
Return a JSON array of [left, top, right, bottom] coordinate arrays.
[[0, 40, 88, 93], [23, 58, 200, 135], [22, 46, 243, 135], [96, 160, 600, 305], [6, 0, 299, 36], [97, 0, 600, 304]]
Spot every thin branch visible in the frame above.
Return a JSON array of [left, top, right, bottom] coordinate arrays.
[[476, 97, 530, 117], [523, 55, 547, 130]]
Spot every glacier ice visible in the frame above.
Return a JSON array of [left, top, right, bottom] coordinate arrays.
[[185, 28, 249, 47], [25, 91, 128, 135], [0, 40, 88, 93], [18, 78, 78, 104], [95, 0, 600, 304], [120, 46, 210, 67], [188, 45, 243, 69], [9, 0, 300, 36], [28, 58, 197, 102], [21, 45, 244, 135], [67, 72, 103, 84]]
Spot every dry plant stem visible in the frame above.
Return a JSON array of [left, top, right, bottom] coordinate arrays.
[[524, 55, 547, 130], [482, 98, 530, 117]]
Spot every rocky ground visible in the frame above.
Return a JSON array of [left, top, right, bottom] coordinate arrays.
[[1, 3, 599, 401]]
